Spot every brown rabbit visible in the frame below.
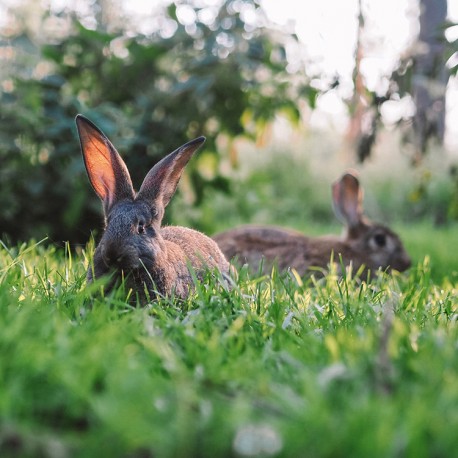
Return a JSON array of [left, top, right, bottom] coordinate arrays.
[[213, 172, 411, 278], [76, 115, 230, 303]]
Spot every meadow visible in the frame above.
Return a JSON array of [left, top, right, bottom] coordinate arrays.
[[0, 139, 457, 457]]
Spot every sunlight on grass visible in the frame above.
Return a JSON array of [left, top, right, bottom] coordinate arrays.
[[0, 237, 457, 457]]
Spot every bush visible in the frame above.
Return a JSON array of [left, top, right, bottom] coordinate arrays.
[[0, 2, 311, 244]]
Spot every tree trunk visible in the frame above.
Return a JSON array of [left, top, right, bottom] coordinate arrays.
[[412, 0, 447, 163], [345, 0, 377, 163]]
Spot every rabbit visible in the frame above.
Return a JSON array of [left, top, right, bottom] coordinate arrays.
[[75, 114, 230, 303], [212, 171, 411, 279]]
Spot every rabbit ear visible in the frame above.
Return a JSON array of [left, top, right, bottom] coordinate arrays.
[[137, 136, 205, 210], [332, 171, 364, 229], [76, 115, 134, 212]]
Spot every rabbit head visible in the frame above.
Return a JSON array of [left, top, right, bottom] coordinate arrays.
[[331, 171, 411, 274], [76, 115, 230, 302]]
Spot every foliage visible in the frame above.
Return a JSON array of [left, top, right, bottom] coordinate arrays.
[[344, 1, 458, 219], [174, 147, 337, 235], [0, 0, 312, 244], [170, 137, 458, 236], [347, 0, 454, 165], [0, 232, 457, 457]]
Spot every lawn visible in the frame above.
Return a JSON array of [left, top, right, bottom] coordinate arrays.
[[0, 226, 457, 457]]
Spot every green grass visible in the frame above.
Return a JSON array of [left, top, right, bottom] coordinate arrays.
[[0, 234, 457, 457]]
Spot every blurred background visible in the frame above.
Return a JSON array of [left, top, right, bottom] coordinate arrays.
[[0, 0, 457, 247]]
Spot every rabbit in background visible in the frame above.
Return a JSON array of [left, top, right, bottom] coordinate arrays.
[[76, 115, 230, 303], [213, 171, 412, 279]]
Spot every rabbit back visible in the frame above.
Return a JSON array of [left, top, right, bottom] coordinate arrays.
[[122, 226, 230, 301], [162, 225, 230, 282], [213, 222, 411, 278], [213, 225, 346, 276]]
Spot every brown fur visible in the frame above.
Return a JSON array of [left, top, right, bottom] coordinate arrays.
[[159, 226, 231, 296], [76, 115, 230, 303], [213, 173, 411, 278]]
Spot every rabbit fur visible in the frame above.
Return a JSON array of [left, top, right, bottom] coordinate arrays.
[[213, 172, 411, 278], [76, 115, 230, 302]]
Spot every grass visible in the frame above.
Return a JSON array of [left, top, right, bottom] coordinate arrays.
[[0, 232, 457, 458], [1, 133, 457, 456]]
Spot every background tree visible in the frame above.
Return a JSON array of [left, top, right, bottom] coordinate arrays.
[[1, 0, 456, 246], [341, 0, 457, 222], [0, 0, 314, 244], [411, 0, 448, 163], [344, 0, 379, 163], [346, 0, 452, 164]]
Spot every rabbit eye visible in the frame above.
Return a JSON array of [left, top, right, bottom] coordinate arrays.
[[137, 222, 145, 234], [373, 233, 386, 247]]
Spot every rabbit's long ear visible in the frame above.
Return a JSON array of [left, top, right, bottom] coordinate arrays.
[[137, 136, 205, 210], [332, 171, 364, 229], [76, 115, 134, 212]]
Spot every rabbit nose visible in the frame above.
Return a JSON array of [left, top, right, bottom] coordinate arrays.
[[402, 255, 412, 270], [393, 252, 412, 272], [101, 242, 140, 269]]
